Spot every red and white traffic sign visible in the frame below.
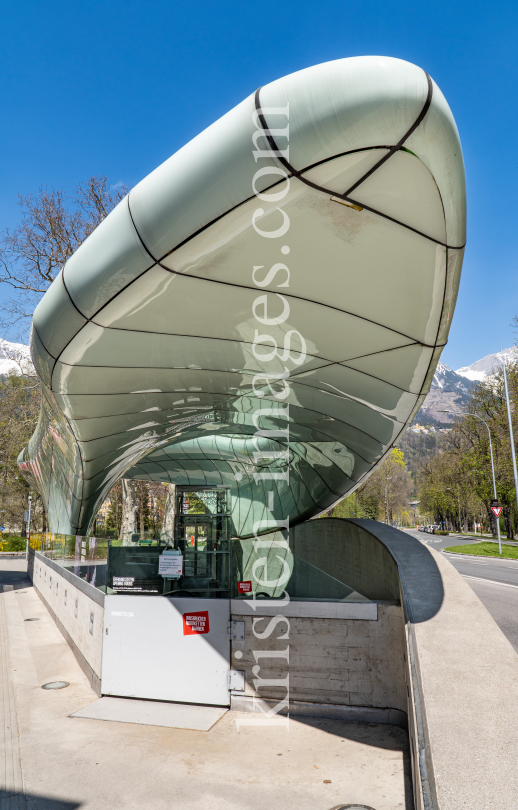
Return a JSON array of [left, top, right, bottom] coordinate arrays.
[[491, 506, 503, 518]]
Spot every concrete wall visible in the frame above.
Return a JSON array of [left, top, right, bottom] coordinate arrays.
[[230, 600, 407, 712], [292, 519, 400, 601], [233, 519, 400, 601], [28, 549, 104, 693]]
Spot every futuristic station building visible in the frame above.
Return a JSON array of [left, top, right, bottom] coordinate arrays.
[[19, 56, 466, 541]]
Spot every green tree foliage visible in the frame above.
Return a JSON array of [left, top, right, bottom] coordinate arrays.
[[417, 363, 518, 538], [0, 368, 42, 533], [330, 448, 413, 524]]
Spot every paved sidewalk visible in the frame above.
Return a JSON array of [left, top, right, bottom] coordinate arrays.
[[0, 559, 412, 810]]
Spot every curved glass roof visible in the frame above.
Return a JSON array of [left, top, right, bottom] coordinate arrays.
[[18, 56, 466, 536]]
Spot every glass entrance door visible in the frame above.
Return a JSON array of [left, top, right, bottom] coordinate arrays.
[[163, 486, 231, 598], [183, 520, 211, 578]]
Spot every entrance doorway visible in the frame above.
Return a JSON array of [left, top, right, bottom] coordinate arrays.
[[101, 486, 233, 705], [167, 486, 231, 598]]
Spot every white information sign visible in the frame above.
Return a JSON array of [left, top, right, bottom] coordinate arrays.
[[159, 554, 183, 578]]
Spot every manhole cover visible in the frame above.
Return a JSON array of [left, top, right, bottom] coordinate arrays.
[[24, 618, 39, 622], [41, 681, 69, 690]]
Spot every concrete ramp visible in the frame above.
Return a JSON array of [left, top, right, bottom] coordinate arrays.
[[71, 696, 227, 730]]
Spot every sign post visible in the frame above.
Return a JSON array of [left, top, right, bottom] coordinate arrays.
[[25, 496, 32, 561], [491, 499, 502, 554]]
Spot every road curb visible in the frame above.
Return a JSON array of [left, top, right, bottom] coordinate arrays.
[[442, 550, 518, 562]]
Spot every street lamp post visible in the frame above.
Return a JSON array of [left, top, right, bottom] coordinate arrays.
[[439, 410, 501, 554], [25, 495, 32, 561], [502, 363, 518, 527]]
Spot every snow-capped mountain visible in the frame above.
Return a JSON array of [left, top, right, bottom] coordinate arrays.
[[456, 348, 516, 382], [419, 361, 474, 423], [431, 362, 473, 395], [0, 339, 32, 376], [419, 348, 517, 423]]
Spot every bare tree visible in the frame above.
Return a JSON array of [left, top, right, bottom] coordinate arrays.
[[0, 176, 129, 534], [120, 479, 138, 545], [161, 484, 176, 544], [0, 176, 128, 335]]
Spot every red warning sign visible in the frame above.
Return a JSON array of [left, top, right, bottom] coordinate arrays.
[[491, 506, 503, 518], [183, 611, 210, 635], [238, 580, 252, 594]]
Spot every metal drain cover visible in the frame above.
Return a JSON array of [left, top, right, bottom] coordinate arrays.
[[42, 681, 69, 690], [24, 618, 39, 621]]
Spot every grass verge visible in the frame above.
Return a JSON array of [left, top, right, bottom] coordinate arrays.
[[444, 542, 518, 560]]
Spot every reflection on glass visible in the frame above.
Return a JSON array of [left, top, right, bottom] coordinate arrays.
[[36, 495, 370, 604], [38, 532, 108, 589], [232, 538, 370, 602]]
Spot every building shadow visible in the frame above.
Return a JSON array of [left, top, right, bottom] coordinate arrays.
[[0, 791, 82, 809], [0, 561, 31, 592]]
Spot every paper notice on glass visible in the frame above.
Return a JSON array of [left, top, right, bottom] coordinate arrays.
[[159, 554, 183, 578]]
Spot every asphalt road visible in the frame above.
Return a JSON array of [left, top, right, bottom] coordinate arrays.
[[406, 529, 518, 652]]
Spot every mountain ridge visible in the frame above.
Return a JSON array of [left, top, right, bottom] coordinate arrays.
[[420, 347, 516, 423]]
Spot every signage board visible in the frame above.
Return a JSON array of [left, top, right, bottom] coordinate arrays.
[[108, 547, 163, 593], [490, 498, 499, 507], [159, 554, 183, 578], [183, 610, 210, 635], [491, 506, 503, 518], [238, 580, 252, 594]]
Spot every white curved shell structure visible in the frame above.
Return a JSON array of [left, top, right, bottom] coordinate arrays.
[[19, 56, 466, 536]]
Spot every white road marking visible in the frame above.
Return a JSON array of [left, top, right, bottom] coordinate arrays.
[[462, 575, 518, 589], [445, 553, 518, 569]]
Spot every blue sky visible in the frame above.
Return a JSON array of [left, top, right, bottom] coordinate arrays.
[[0, 0, 516, 369]]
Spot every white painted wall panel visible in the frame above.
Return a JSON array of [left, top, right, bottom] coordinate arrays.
[[102, 596, 230, 705], [32, 556, 104, 678]]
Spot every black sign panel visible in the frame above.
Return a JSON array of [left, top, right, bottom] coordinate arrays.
[[107, 546, 163, 594]]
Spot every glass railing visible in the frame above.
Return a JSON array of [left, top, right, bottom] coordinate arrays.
[[232, 538, 371, 602], [37, 533, 109, 589], [36, 532, 371, 602]]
